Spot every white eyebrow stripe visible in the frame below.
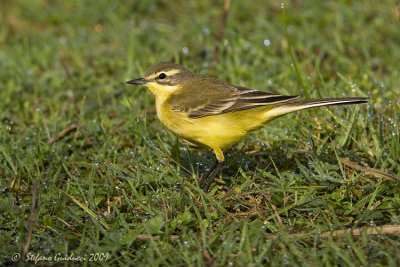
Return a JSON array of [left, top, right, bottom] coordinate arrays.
[[147, 73, 158, 80], [146, 69, 181, 80], [163, 69, 181, 76]]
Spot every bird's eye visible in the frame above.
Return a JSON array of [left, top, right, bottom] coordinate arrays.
[[158, 73, 167, 79]]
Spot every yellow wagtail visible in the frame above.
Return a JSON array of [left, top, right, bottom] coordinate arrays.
[[127, 62, 368, 191]]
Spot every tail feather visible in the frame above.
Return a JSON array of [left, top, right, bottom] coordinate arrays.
[[264, 97, 368, 120]]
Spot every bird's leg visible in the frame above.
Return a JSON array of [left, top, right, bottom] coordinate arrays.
[[199, 148, 225, 192], [199, 160, 224, 192], [202, 161, 223, 192], [199, 159, 219, 188]]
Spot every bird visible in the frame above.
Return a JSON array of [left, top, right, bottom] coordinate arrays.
[[126, 62, 368, 191]]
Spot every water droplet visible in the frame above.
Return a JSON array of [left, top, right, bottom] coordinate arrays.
[[202, 27, 210, 35], [283, 255, 290, 265], [182, 47, 189, 54], [59, 36, 67, 44], [263, 39, 271, 46]]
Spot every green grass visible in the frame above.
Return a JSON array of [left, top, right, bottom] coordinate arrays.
[[1, 0, 400, 266]]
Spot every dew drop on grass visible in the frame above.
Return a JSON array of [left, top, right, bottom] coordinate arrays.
[[202, 27, 210, 35], [26, 69, 35, 76], [263, 39, 271, 47], [59, 36, 67, 44], [182, 47, 189, 54], [243, 162, 249, 171], [283, 255, 290, 265]]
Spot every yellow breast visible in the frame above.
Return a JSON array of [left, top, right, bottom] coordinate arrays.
[[155, 97, 272, 151]]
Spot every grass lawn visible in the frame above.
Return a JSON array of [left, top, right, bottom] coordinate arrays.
[[1, 0, 400, 266]]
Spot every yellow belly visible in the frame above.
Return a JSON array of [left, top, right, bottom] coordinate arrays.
[[156, 101, 272, 151]]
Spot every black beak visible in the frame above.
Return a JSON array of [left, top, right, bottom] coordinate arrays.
[[126, 78, 147, 85]]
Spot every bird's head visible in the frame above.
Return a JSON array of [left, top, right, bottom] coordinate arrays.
[[126, 62, 194, 97]]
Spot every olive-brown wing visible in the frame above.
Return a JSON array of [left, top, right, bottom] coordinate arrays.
[[168, 77, 298, 119]]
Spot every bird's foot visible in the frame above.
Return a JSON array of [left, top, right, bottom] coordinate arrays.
[[199, 160, 223, 192]]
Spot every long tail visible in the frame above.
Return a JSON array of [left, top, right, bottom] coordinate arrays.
[[264, 97, 368, 119]]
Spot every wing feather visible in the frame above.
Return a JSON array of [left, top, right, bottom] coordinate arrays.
[[168, 78, 298, 119]]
